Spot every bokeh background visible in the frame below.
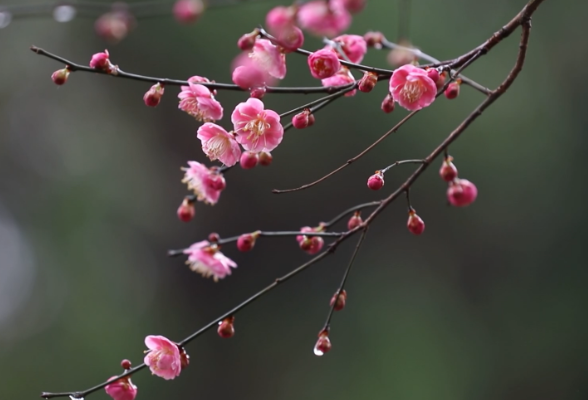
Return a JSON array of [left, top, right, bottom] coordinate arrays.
[[1, 0, 587, 399]]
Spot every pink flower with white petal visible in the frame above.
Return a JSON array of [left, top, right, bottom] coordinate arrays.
[[390, 64, 437, 111], [144, 335, 182, 380], [105, 376, 137, 400], [321, 68, 357, 97], [178, 81, 223, 122], [197, 123, 241, 167], [331, 34, 367, 63], [182, 161, 226, 205], [249, 39, 287, 79], [231, 98, 284, 153], [297, 0, 351, 38], [183, 241, 237, 281]]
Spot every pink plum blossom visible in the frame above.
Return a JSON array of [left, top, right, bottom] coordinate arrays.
[[321, 68, 356, 96], [89, 50, 116, 74], [266, 6, 297, 34], [232, 63, 267, 90], [183, 241, 237, 281], [182, 161, 226, 205], [197, 123, 241, 167], [231, 98, 284, 153], [105, 376, 137, 400], [178, 80, 223, 122], [331, 34, 367, 63], [249, 39, 287, 80], [297, 0, 351, 38], [390, 64, 437, 111], [144, 335, 182, 380], [308, 48, 341, 79]]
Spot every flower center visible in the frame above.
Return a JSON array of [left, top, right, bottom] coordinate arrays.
[[244, 114, 270, 142], [401, 81, 425, 104], [206, 135, 229, 159]]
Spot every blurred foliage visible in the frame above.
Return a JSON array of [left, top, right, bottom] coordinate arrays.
[[0, 1, 587, 400]]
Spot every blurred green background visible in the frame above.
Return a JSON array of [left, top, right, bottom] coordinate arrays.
[[1, 0, 587, 399]]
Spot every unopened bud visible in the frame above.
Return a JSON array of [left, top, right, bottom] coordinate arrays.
[[313, 330, 331, 356], [258, 151, 273, 166], [444, 81, 461, 99], [367, 171, 384, 190], [177, 198, 195, 222], [426, 68, 439, 84], [330, 289, 347, 311], [439, 156, 458, 182], [447, 178, 478, 207], [407, 210, 425, 235], [249, 86, 266, 99], [208, 232, 220, 243], [435, 71, 448, 90], [143, 83, 164, 107], [364, 31, 384, 49], [292, 108, 313, 129], [51, 68, 70, 85], [358, 71, 378, 93], [120, 359, 132, 370], [237, 29, 259, 51], [240, 151, 259, 169], [217, 316, 235, 338], [347, 212, 362, 230], [237, 232, 259, 252], [381, 93, 395, 113], [179, 347, 190, 370], [89, 50, 116, 74]]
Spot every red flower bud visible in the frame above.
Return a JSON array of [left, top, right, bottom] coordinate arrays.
[[347, 212, 362, 230], [51, 68, 70, 85], [237, 232, 259, 252], [330, 290, 347, 311], [240, 151, 259, 169], [358, 71, 378, 93], [143, 83, 164, 107], [217, 316, 235, 338], [439, 156, 458, 182], [258, 151, 273, 166], [177, 198, 195, 222], [367, 171, 384, 190], [314, 330, 331, 356], [381, 93, 395, 113], [444, 81, 461, 99], [407, 210, 425, 235]]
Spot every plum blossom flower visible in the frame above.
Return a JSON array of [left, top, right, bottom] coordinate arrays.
[[182, 161, 226, 205], [307, 48, 341, 79], [144, 335, 182, 380], [389, 64, 437, 111], [231, 98, 284, 153], [297, 0, 351, 38], [178, 78, 223, 121], [266, 5, 297, 34], [197, 123, 241, 167], [321, 68, 357, 97], [183, 241, 237, 281], [331, 34, 367, 63], [249, 39, 287, 80], [105, 376, 138, 400]]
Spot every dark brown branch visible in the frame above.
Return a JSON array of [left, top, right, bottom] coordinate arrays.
[[30, 46, 355, 95]]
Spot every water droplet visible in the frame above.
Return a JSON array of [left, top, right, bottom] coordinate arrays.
[[69, 396, 83, 400], [53, 5, 76, 23], [313, 346, 324, 356], [0, 11, 12, 29]]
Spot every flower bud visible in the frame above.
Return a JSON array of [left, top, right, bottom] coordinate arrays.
[[439, 156, 458, 182], [265, 6, 297, 33], [292, 109, 313, 129], [240, 151, 259, 169], [364, 31, 384, 49], [179, 347, 190, 370], [347, 212, 362, 230], [276, 25, 304, 52], [120, 359, 132, 370], [381, 93, 395, 113], [177, 198, 195, 222], [143, 83, 164, 107], [313, 330, 331, 356], [206, 173, 226, 191], [407, 210, 425, 235], [358, 71, 378, 93], [367, 171, 384, 190], [426, 68, 439, 83], [447, 179, 478, 207], [237, 29, 259, 51], [51, 68, 70, 85], [258, 151, 273, 166], [208, 232, 220, 243], [249, 86, 266, 99], [330, 289, 347, 311], [444, 81, 461, 99], [173, 0, 204, 24], [217, 316, 235, 338], [435, 71, 448, 90], [237, 232, 259, 252]]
